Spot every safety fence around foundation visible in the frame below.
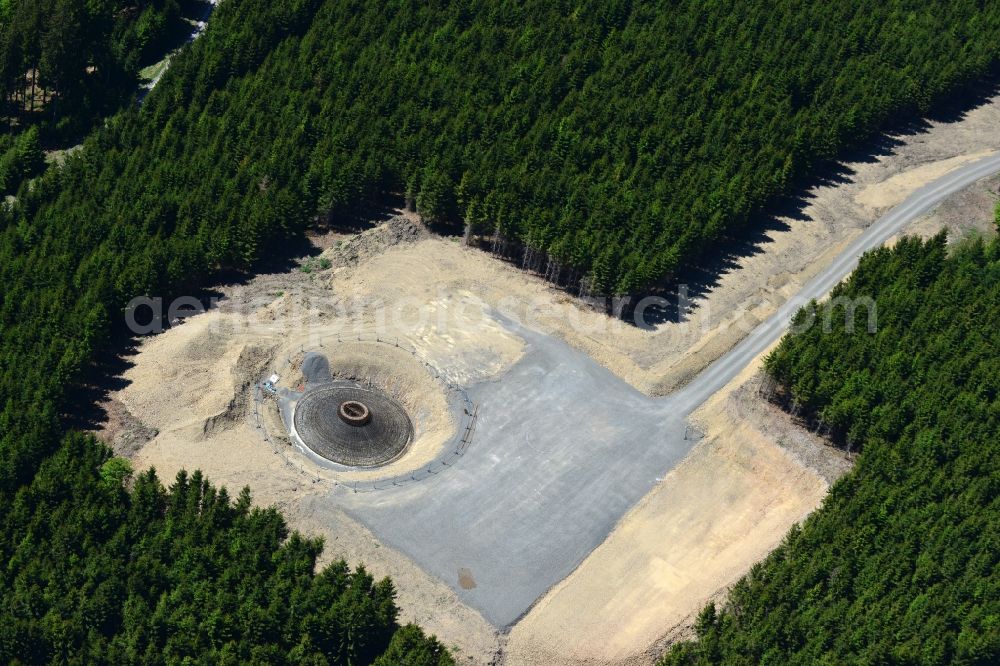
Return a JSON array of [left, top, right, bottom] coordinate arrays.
[[251, 332, 479, 492]]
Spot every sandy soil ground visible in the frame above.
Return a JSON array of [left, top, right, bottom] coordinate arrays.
[[102, 94, 1000, 665]]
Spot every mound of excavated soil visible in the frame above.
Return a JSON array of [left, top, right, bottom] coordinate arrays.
[[322, 215, 424, 269], [203, 343, 275, 438]]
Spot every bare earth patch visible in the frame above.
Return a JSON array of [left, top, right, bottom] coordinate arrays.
[[93, 396, 158, 458]]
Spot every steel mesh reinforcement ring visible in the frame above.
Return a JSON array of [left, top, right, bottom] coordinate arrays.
[[293, 384, 413, 467]]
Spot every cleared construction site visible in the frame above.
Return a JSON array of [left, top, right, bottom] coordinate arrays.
[[102, 96, 1000, 666]]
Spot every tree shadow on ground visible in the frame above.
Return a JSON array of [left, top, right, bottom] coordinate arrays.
[[63, 341, 140, 433], [320, 195, 403, 234], [138, 0, 218, 69], [65, 282, 234, 433]]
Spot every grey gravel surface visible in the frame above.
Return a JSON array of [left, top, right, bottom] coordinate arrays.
[[305, 153, 1000, 628]]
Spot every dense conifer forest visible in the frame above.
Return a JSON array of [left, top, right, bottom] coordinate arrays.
[[1, 437, 453, 664], [0, 0, 186, 129], [662, 233, 1000, 664], [0, 0, 202, 194], [2, 0, 1000, 662]]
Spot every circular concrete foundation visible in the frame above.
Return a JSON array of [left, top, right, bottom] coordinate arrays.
[[293, 384, 413, 467]]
